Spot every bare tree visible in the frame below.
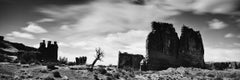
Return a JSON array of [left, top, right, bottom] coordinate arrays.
[[90, 47, 104, 71]]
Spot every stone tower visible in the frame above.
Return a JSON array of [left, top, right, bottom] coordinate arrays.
[[146, 22, 180, 70], [178, 26, 205, 68], [0, 36, 4, 41], [38, 40, 58, 62]]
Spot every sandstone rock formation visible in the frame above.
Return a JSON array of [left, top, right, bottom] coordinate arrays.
[[75, 56, 87, 65], [178, 26, 205, 68], [0, 36, 3, 41], [146, 22, 205, 70], [146, 22, 180, 70], [38, 40, 58, 62], [118, 51, 144, 70]]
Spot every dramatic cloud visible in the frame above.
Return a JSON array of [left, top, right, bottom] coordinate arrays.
[[39, 0, 179, 34], [224, 33, 235, 38], [6, 31, 35, 39], [157, 0, 240, 15], [34, 0, 240, 64], [22, 22, 48, 33], [208, 19, 228, 29], [191, 0, 240, 14]]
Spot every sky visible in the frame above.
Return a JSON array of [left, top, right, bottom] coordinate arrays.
[[0, 0, 240, 65]]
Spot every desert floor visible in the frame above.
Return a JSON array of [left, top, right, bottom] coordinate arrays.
[[1, 63, 240, 80]]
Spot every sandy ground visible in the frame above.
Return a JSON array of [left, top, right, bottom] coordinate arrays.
[[1, 63, 240, 80]]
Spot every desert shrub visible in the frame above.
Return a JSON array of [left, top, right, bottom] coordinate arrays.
[[94, 75, 99, 80], [40, 69, 48, 73], [105, 73, 112, 76], [214, 77, 223, 80], [53, 71, 61, 78], [67, 62, 75, 66], [59, 57, 68, 64], [207, 74, 215, 77], [47, 64, 58, 70], [18, 51, 39, 64], [43, 76, 54, 80], [0, 54, 13, 62], [113, 73, 120, 79], [106, 76, 114, 80], [98, 68, 107, 74]]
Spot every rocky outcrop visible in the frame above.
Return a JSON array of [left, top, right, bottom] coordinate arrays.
[[75, 56, 87, 65], [0, 36, 3, 41], [118, 51, 144, 70], [38, 40, 58, 62], [178, 26, 205, 68], [146, 22, 205, 70], [146, 22, 180, 70], [0, 35, 39, 62]]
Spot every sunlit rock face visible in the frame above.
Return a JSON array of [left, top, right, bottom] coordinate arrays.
[[146, 22, 180, 70], [178, 26, 205, 68]]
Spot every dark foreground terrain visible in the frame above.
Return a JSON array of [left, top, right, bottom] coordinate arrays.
[[1, 63, 240, 80]]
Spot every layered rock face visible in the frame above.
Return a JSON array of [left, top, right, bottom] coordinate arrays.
[[146, 22, 180, 70], [178, 26, 205, 68], [146, 22, 205, 70], [118, 51, 144, 70]]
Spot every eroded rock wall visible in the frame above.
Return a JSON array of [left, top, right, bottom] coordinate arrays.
[[118, 51, 144, 70], [178, 26, 205, 68], [146, 22, 180, 70]]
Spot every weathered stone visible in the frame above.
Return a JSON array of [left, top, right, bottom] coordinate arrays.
[[38, 40, 58, 62], [75, 56, 87, 65], [178, 26, 205, 68], [0, 36, 3, 41], [118, 51, 144, 70], [146, 22, 180, 70]]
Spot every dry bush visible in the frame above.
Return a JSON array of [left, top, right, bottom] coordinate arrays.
[[59, 56, 68, 64], [53, 71, 61, 78]]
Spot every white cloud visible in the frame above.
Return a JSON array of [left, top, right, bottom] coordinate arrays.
[[233, 43, 240, 47], [208, 19, 228, 29], [156, 0, 240, 15], [58, 42, 70, 47], [60, 25, 71, 30], [205, 47, 240, 62], [192, 0, 239, 14], [6, 31, 35, 39], [22, 22, 48, 33], [36, 18, 55, 23], [39, 0, 179, 35], [224, 33, 235, 38]]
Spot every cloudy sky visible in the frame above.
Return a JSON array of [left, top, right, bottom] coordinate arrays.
[[0, 0, 240, 65]]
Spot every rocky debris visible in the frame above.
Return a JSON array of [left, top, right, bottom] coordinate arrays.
[[178, 26, 205, 68], [146, 22, 180, 70], [118, 51, 144, 70], [75, 56, 87, 65]]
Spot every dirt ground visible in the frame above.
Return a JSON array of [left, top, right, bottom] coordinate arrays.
[[1, 63, 240, 80]]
